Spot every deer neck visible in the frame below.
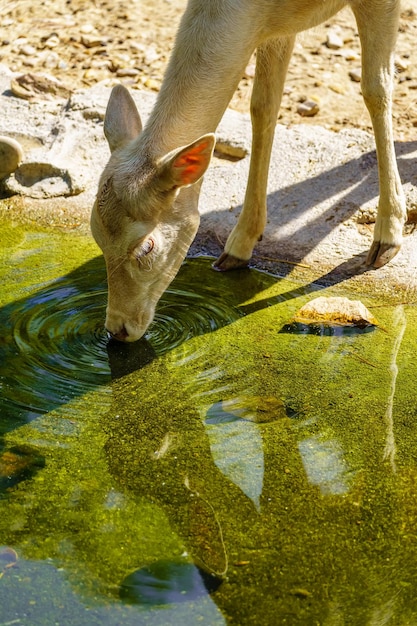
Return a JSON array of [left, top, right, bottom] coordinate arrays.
[[139, 9, 256, 157]]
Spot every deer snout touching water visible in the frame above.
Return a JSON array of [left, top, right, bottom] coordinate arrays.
[[91, 0, 406, 342]]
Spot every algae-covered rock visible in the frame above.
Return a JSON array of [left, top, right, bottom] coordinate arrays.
[[292, 296, 379, 328]]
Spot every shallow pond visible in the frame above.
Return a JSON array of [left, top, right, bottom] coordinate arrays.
[[0, 221, 417, 625]]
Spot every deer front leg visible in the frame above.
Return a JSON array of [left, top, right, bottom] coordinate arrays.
[[353, 1, 406, 268], [214, 36, 295, 271]]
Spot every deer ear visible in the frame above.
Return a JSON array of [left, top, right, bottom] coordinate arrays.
[[158, 134, 216, 189], [104, 84, 143, 153]]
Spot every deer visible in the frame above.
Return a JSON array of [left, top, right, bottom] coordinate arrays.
[[91, 0, 406, 342]]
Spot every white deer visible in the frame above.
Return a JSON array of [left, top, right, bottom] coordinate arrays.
[[91, 0, 405, 342]]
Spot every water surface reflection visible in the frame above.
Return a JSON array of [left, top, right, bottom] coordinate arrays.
[[0, 222, 417, 625]]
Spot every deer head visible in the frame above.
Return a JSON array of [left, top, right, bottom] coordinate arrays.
[[91, 85, 215, 342]]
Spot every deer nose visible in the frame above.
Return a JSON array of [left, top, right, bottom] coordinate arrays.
[[108, 325, 129, 342]]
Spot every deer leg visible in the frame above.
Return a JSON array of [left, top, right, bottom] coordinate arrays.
[[352, 0, 405, 268], [214, 36, 295, 271]]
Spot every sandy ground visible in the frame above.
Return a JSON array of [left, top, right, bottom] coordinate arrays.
[[1, 0, 417, 140]]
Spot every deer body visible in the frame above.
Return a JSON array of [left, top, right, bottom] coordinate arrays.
[[92, 0, 405, 342]]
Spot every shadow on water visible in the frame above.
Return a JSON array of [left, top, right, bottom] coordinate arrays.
[[0, 212, 417, 624], [0, 218, 354, 443]]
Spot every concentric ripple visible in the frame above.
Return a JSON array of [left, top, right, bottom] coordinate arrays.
[[147, 285, 244, 355], [1, 279, 110, 422], [1, 253, 246, 426]]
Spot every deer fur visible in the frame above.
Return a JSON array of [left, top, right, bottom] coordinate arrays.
[[91, 0, 405, 342]]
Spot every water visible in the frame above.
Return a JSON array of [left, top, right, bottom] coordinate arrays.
[[0, 221, 417, 625]]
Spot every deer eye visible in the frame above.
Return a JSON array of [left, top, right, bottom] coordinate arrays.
[[134, 237, 155, 260]]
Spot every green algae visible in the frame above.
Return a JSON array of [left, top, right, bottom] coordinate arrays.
[[1, 220, 417, 624]]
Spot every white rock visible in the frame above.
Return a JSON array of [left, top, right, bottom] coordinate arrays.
[[349, 68, 362, 83], [326, 32, 344, 50]]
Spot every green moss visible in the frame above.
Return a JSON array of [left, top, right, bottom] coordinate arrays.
[[1, 220, 417, 624]]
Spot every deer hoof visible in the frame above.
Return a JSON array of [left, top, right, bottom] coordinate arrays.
[[365, 241, 401, 268], [212, 252, 249, 272]]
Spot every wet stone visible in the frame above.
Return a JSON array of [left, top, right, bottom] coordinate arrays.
[[291, 296, 379, 328]]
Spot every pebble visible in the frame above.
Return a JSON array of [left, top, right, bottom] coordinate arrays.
[[43, 34, 60, 49], [143, 46, 160, 65], [326, 31, 344, 50], [116, 68, 140, 77], [13, 37, 28, 48], [395, 57, 409, 72], [79, 24, 96, 35], [297, 100, 320, 117], [214, 138, 248, 160], [341, 48, 360, 61], [42, 51, 64, 70], [143, 77, 159, 91], [329, 83, 346, 95], [81, 35, 108, 48], [82, 108, 105, 121], [349, 68, 362, 83], [22, 58, 37, 68], [19, 44, 37, 56]]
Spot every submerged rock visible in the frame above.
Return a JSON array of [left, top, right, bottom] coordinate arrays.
[[292, 296, 379, 328]]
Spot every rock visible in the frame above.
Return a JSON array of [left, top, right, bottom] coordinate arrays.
[[4, 161, 84, 198], [81, 34, 108, 49], [214, 137, 248, 160], [326, 31, 344, 50], [291, 296, 379, 328], [116, 68, 140, 77], [42, 34, 60, 49], [395, 57, 409, 72], [82, 107, 105, 121], [341, 48, 360, 61], [143, 46, 160, 65], [297, 100, 320, 117], [11, 73, 71, 101], [349, 68, 362, 83], [42, 51, 63, 70], [329, 83, 346, 95], [79, 24, 96, 35], [19, 44, 37, 56], [143, 77, 159, 91], [0, 136, 24, 179]]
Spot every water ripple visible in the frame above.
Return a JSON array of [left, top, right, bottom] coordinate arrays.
[[1, 259, 245, 425], [147, 287, 243, 354]]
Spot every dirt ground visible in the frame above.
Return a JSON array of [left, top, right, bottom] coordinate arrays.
[[1, 0, 417, 141]]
